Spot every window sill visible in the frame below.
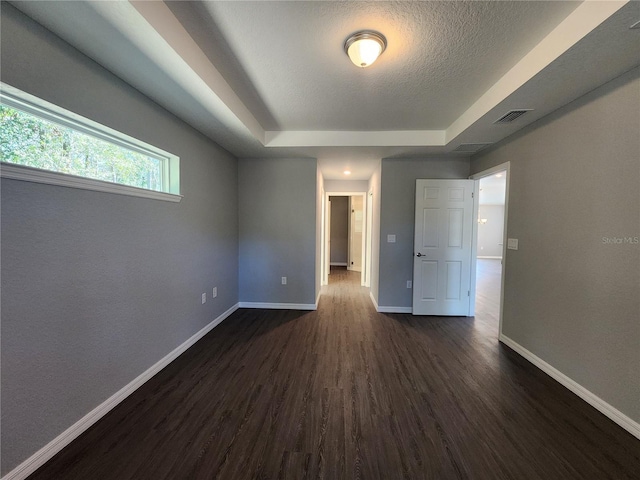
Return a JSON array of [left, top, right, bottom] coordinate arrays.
[[0, 163, 183, 203]]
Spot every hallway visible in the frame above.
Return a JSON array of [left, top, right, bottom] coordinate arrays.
[[28, 267, 640, 479]]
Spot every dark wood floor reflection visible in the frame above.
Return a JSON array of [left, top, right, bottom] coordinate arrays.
[[29, 267, 640, 479]]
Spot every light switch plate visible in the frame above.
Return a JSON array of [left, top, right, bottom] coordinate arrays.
[[387, 234, 396, 243], [507, 238, 519, 250]]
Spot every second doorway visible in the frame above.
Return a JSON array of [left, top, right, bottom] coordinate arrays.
[[328, 194, 365, 283]]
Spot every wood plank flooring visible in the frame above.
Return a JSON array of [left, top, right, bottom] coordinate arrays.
[[29, 267, 640, 479], [474, 258, 502, 335]]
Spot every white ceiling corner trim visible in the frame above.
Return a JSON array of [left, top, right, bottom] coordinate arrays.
[[445, 0, 629, 143], [265, 130, 446, 148], [120, 1, 265, 144]]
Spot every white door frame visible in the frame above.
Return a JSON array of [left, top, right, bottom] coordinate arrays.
[[322, 191, 330, 286], [469, 161, 510, 336], [323, 191, 368, 286], [364, 190, 373, 287]]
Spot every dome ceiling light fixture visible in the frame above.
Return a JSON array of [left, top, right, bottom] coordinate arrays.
[[344, 30, 387, 68]]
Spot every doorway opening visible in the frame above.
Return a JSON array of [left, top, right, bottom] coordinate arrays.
[[322, 192, 369, 287], [328, 196, 349, 268], [470, 162, 510, 337]]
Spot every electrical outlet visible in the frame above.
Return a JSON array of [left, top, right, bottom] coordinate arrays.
[[507, 238, 519, 250], [407, 280, 412, 289], [201, 293, 206, 304], [281, 276, 287, 285], [212, 287, 217, 298]]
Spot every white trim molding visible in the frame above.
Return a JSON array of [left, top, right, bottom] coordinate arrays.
[[369, 291, 379, 311], [238, 302, 317, 311], [369, 292, 413, 314], [330, 262, 348, 266], [377, 306, 413, 314], [2, 304, 239, 480], [500, 334, 640, 440], [477, 256, 503, 260], [265, 129, 445, 148], [1, 83, 181, 198], [0, 163, 183, 203], [470, 160, 511, 335]]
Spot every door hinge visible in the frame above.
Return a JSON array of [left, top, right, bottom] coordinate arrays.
[[472, 192, 474, 198], [468, 291, 470, 296]]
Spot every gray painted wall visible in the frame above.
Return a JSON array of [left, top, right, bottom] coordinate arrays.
[[238, 158, 317, 306], [477, 205, 505, 258], [471, 67, 640, 424], [378, 158, 470, 308], [324, 179, 369, 193], [330, 196, 349, 264], [1, 5, 239, 475]]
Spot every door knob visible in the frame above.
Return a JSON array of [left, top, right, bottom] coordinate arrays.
[[416, 252, 425, 257]]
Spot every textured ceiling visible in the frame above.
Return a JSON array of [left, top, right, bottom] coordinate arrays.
[[6, 1, 640, 180], [172, 1, 580, 131]]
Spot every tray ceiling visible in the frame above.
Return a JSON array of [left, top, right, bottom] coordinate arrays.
[[7, 1, 640, 179]]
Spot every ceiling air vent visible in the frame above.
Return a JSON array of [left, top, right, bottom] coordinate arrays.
[[453, 143, 493, 153], [494, 109, 532, 124]]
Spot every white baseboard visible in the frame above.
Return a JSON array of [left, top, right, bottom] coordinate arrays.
[[477, 256, 502, 260], [2, 303, 239, 480], [316, 292, 321, 309], [330, 262, 347, 266], [368, 292, 412, 314], [377, 306, 413, 313], [369, 291, 379, 311], [238, 302, 316, 311], [500, 334, 640, 440]]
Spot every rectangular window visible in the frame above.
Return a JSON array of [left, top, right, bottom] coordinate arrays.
[[0, 84, 181, 201]]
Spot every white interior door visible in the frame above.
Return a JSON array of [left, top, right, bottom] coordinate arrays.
[[413, 179, 475, 316]]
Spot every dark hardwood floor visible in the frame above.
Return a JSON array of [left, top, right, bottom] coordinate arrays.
[[29, 266, 640, 479]]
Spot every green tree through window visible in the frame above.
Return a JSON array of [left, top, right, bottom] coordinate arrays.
[[1, 105, 162, 191]]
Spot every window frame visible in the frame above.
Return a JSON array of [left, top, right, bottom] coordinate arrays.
[[0, 83, 182, 202]]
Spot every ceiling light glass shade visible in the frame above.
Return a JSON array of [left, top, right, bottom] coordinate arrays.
[[344, 31, 387, 68]]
